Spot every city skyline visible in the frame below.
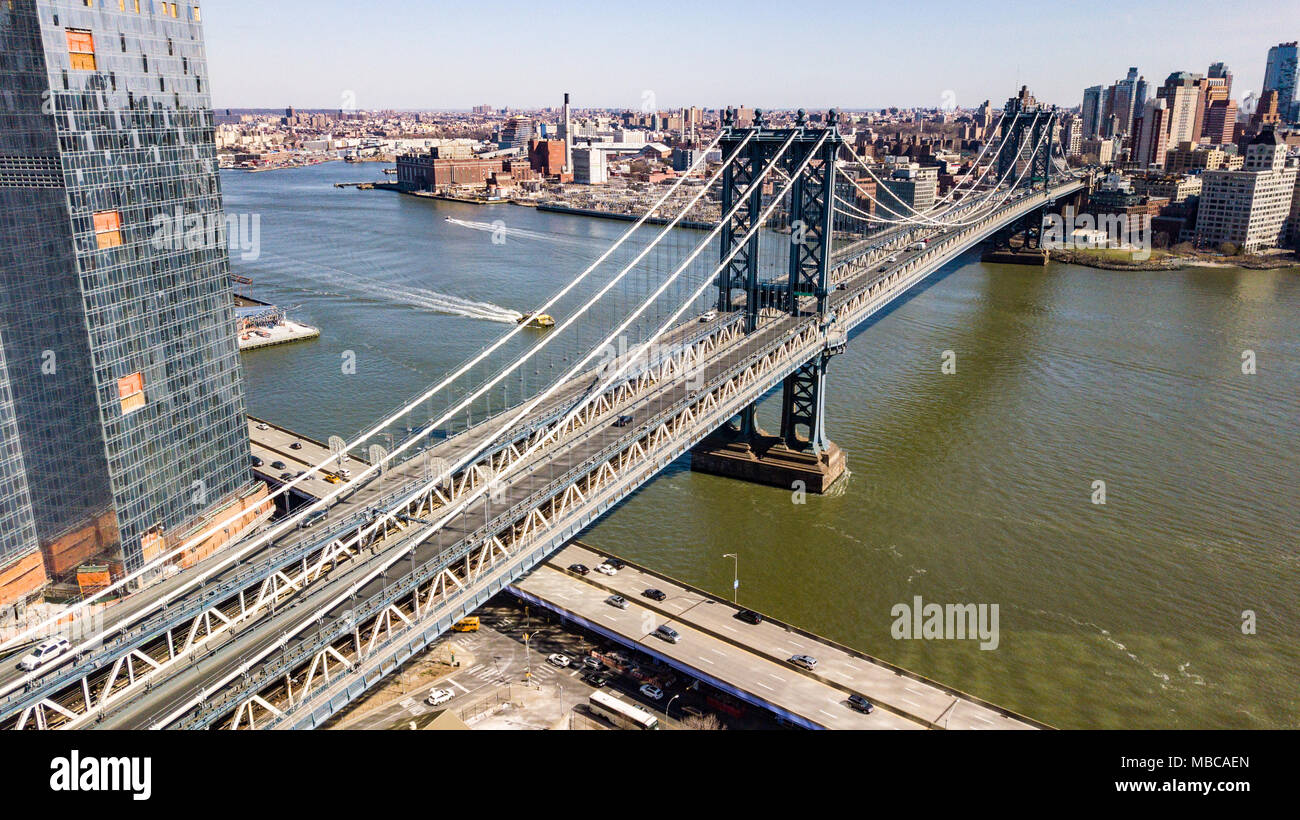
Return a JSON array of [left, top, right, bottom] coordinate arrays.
[[205, 0, 1299, 111]]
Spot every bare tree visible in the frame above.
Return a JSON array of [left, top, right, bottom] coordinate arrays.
[[682, 712, 725, 730]]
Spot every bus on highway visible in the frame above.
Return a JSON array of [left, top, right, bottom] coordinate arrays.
[[588, 690, 660, 730]]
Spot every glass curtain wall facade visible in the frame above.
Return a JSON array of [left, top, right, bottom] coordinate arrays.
[[0, 0, 252, 598]]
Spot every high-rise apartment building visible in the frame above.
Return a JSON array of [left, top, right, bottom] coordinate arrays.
[[1103, 68, 1141, 135], [1262, 42, 1298, 124], [498, 116, 533, 151], [1207, 61, 1233, 97], [1133, 98, 1171, 168], [876, 164, 937, 215], [1195, 128, 1298, 252], [1157, 72, 1204, 148], [1081, 85, 1104, 139], [0, 0, 264, 605]]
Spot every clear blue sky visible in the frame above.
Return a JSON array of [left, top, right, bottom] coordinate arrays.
[[205, 0, 1300, 111]]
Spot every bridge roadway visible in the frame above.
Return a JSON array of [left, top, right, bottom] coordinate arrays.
[[5, 179, 1081, 729], [511, 543, 1045, 729]]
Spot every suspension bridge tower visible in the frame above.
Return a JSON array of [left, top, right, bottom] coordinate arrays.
[[690, 108, 848, 494], [982, 86, 1063, 265]]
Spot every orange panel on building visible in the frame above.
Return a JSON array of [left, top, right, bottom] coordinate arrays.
[[0, 550, 50, 606], [76, 565, 112, 597], [66, 29, 96, 70], [94, 210, 123, 249], [42, 508, 118, 579]]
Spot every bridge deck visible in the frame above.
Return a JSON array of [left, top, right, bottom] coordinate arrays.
[[512, 543, 1042, 730]]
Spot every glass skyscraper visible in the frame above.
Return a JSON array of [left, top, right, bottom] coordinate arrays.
[[0, 0, 255, 604], [1262, 42, 1298, 124]]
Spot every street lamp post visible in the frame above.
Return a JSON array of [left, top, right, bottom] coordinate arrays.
[[722, 553, 738, 604], [667, 694, 680, 722], [523, 628, 547, 688]]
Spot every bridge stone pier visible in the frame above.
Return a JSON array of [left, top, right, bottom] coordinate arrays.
[[690, 109, 847, 494]]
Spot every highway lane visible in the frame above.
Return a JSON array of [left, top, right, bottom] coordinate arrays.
[[513, 562, 923, 730], [542, 544, 1041, 730]]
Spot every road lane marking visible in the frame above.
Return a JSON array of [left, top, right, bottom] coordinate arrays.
[[448, 678, 470, 693]]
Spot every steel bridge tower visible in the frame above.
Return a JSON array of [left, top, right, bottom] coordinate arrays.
[[997, 86, 1058, 193], [983, 88, 1064, 264], [691, 108, 847, 493]]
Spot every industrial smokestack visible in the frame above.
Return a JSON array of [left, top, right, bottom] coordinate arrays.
[[563, 92, 572, 175]]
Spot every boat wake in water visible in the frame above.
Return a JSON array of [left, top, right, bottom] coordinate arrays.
[[444, 217, 596, 250], [256, 251, 523, 323]]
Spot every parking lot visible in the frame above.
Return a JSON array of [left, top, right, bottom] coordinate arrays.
[[328, 595, 784, 730]]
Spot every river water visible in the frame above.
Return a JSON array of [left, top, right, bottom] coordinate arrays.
[[226, 162, 1299, 729]]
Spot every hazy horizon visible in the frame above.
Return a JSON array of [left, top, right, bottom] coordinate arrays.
[[205, 0, 1300, 113]]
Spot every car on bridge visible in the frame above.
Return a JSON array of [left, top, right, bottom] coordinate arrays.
[[425, 688, 454, 706], [298, 510, 327, 529], [788, 654, 818, 671], [596, 563, 618, 576], [643, 588, 667, 602], [847, 694, 875, 714], [612, 415, 634, 427], [568, 563, 590, 576], [270, 460, 287, 470], [606, 594, 629, 609], [654, 625, 680, 644], [18, 637, 71, 671], [735, 609, 763, 625]]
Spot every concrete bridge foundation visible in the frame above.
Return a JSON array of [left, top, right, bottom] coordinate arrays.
[[691, 428, 846, 494]]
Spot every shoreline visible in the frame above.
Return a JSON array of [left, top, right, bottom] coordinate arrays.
[[1046, 248, 1300, 272], [363, 183, 718, 229]]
